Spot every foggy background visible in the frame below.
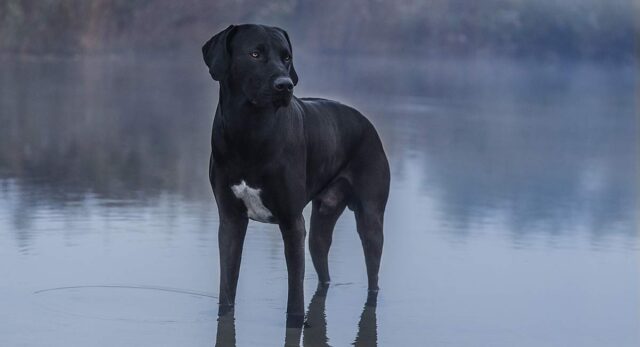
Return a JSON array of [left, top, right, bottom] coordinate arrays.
[[0, 0, 636, 61]]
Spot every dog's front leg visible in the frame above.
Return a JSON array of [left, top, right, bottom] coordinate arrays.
[[218, 217, 248, 315], [279, 215, 306, 328]]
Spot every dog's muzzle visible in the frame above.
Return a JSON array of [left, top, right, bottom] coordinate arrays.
[[272, 77, 293, 107]]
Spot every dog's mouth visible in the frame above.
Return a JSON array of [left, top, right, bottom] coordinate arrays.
[[272, 91, 292, 107], [246, 87, 293, 108]]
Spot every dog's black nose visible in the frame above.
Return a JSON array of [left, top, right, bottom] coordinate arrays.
[[273, 77, 294, 92]]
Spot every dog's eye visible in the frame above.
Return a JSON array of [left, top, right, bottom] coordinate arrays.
[[283, 55, 291, 62], [250, 52, 260, 59]]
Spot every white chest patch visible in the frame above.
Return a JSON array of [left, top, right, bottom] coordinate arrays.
[[230, 180, 273, 222]]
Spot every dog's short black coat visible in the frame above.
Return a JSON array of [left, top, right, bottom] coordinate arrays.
[[202, 24, 389, 327]]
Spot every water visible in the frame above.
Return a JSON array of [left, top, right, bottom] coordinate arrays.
[[0, 54, 637, 346]]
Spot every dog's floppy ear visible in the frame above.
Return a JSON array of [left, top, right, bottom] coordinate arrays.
[[277, 28, 299, 86], [202, 25, 236, 81]]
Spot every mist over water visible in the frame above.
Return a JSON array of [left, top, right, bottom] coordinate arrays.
[[0, 52, 638, 346]]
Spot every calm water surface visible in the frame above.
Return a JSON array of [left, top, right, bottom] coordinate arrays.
[[0, 54, 638, 346]]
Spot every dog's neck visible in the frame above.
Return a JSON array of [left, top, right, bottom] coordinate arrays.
[[213, 82, 298, 162], [217, 84, 285, 134]]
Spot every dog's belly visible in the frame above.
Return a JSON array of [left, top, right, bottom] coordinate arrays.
[[230, 180, 274, 223]]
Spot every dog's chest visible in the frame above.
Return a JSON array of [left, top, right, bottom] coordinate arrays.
[[230, 180, 274, 223]]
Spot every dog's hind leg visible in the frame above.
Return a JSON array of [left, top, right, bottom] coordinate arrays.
[[354, 206, 385, 292], [309, 179, 348, 285], [351, 151, 389, 292]]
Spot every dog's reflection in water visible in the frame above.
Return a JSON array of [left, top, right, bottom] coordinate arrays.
[[215, 309, 237, 347], [215, 285, 378, 347]]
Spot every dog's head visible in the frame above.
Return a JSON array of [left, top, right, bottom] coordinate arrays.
[[202, 24, 298, 108]]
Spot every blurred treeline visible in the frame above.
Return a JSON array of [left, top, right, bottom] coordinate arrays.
[[0, 0, 636, 61]]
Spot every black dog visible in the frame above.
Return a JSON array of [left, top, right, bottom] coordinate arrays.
[[202, 24, 389, 327]]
